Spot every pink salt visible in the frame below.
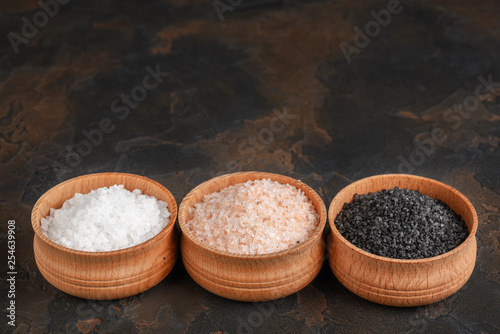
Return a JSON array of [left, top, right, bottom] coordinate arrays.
[[186, 178, 319, 255]]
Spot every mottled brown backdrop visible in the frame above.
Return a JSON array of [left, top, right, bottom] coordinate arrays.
[[1, 0, 499, 333]]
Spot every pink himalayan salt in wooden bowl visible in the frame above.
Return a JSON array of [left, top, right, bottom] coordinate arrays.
[[178, 171, 327, 302]]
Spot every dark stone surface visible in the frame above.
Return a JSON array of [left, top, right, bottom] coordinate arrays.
[[1, 0, 499, 333]]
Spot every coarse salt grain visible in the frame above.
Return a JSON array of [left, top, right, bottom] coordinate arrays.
[[186, 178, 319, 255], [40, 184, 171, 252]]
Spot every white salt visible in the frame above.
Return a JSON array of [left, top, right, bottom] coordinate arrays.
[[40, 184, 171, 252], [187, 178, 319, 255]]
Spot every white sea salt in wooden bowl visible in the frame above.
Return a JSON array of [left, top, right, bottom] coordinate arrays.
[[31, 173, 178, 300], [178, 171, 327, 302]]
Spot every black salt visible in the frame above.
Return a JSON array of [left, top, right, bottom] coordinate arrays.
[[334, 187, 469, 259]]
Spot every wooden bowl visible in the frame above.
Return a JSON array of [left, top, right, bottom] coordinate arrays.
[[178, 171, 327, 302], [328, 174, 478, 307], [31, 172, 178, 300]]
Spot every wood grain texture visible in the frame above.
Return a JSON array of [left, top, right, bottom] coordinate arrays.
[[178, 171, 327, 302], [328, 174, 478, 307], [31, 173, 178, 300]]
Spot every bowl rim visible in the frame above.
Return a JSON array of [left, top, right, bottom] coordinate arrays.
[[178, 171, 327, 259], [328, 173, 478, 264], [31, 172, 178, 256]]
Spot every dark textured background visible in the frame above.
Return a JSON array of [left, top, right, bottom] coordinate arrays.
[[1, 0, 499, 333]]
